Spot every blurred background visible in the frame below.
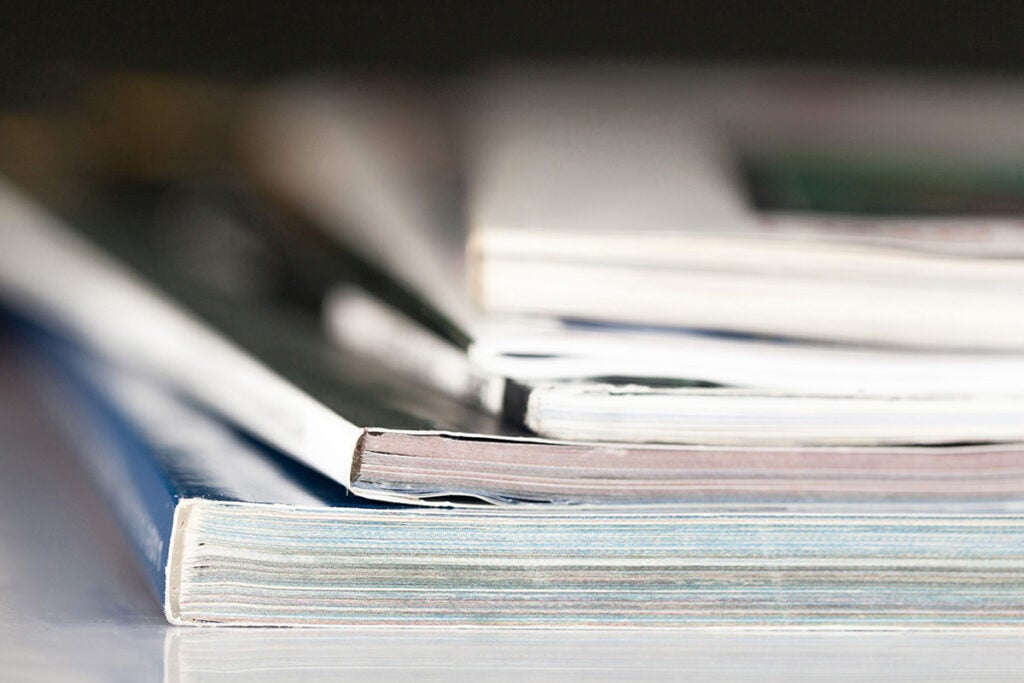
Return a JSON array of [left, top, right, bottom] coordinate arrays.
[[3, 1, 1024, 83], [2, 1, 1022, 209]]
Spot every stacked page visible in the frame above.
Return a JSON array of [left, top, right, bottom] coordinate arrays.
[[18, 328, 1024, 627], [5, 67, 1024, 627], [244, 71, 1024, 450], [466, 68, 1024, 350], [10, 178, 1021, 505]]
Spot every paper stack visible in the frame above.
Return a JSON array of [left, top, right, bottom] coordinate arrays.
[[3, 67, 1024, 626]]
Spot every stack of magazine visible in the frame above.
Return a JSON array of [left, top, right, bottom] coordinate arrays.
[[3, 66, 1024, 627]]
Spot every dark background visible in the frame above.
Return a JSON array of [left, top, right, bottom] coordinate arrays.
[[2, 1, 1024, 82]]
